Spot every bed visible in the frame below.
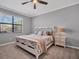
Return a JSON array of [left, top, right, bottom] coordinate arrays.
[[16, 28, 54, 59]]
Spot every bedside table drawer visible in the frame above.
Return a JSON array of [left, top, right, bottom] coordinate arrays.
[[60, 39, 65, 42], [55, 42, 65, 46], [55, 39, 65, 42]]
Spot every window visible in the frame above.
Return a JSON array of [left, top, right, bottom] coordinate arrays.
[[0, 16, 23, 33]]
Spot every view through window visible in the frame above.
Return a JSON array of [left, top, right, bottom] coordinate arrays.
[[0, 16, 23, 33]]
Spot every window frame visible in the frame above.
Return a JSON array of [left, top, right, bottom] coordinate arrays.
[[0, 16, 22, 33]]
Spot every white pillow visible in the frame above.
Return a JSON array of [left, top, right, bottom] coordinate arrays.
[[34, 31, 38, 34], [43, 31, 47, 36], [37, 31, 43, 35]]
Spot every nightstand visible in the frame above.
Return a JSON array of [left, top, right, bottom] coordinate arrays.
[[54, 32, 66, 47]]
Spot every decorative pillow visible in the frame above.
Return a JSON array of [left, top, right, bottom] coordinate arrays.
[[46, 31, 53, 35]]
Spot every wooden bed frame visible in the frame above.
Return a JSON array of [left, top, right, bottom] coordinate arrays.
[[16, 41, 53, 59], [16, 27, 53, 59]]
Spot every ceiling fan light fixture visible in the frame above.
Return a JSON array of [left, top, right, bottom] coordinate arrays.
[[22, 0, 48, 9], [33, 0, 38, 4]]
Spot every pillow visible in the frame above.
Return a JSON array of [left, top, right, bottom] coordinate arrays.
[[42, 31, 47, 36], [37, 31, 43, 35], [46, 31, 53, 35], [42, 31, 53, 36], [33, 31, 38, 34]]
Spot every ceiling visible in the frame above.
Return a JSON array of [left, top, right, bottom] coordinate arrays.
[[0, 0, 79, 17]]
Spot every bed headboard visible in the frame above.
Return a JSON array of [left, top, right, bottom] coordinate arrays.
[[32, 27, 53, 33]]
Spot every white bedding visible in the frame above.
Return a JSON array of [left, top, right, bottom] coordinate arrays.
[[16, 34, 53, 45], [16, 34, 53, 59]]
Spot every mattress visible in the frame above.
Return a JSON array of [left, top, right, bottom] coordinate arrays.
[[16, 34, 53, 52]]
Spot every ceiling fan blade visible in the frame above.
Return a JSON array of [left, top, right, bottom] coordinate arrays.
[[34, 3, 36, 9], [22, 1, 31, 5], [38, 0, 48, 5]]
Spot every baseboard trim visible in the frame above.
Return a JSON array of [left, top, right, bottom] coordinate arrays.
[[66, 45, 79, 50], [0, 42, 79, 50], [0, 41, 15, 47]]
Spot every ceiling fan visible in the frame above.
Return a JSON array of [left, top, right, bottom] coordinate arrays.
[[22, 0, 48, 9]]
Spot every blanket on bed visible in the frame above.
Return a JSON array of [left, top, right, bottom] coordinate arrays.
[[16, 34, 53, 53]]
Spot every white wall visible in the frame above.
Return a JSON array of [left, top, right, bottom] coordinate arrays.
[[32, 4, 79, 47], [0, 8, 32, 45]]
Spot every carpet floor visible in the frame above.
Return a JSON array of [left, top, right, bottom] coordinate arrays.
[[0, 43, 79, 59]]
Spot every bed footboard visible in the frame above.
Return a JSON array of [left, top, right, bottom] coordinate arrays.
[[16, 41, 43, 59]]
